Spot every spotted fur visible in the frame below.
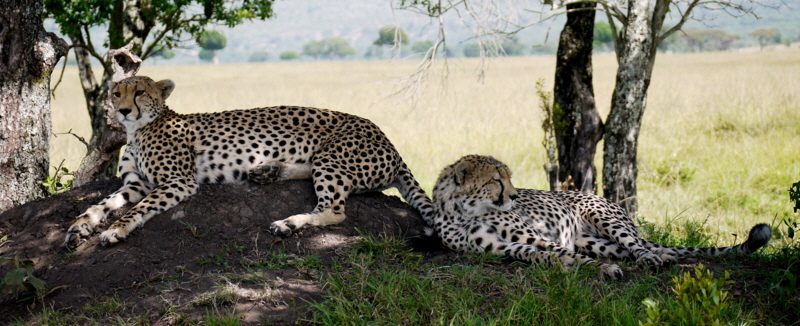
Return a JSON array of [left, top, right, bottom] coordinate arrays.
[[64, 76, 433, 248], [432, 155, 772, 280]]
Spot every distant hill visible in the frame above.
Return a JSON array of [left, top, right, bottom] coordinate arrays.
[[45, 0, 799, 65], [208, 0, 800, 63]]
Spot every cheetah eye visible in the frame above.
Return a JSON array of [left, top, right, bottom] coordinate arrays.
[[135, 90, 145, 96], [113, 92, 121, 98]]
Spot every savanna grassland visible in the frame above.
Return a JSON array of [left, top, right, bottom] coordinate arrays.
[[17, 49, 796, 325], [51, 50, 800, 242]]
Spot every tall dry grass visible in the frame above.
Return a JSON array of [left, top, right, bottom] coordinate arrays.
[[49, 50, 800, 241]]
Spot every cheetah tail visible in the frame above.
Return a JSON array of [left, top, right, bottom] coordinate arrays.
[[395, 163, 435, 226], [650, 223, 772, 258], [738, 223, 773, 254]]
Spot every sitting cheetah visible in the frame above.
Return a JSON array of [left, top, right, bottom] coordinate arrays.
[[431, 155, 772, 280], [64, 76, 433, 248]]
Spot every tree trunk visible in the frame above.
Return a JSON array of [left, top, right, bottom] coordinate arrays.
[[0, 0, 68, 212], [602, 0, 669, 214], [551, 2, 603, 193], [72, 0, 154, 185]]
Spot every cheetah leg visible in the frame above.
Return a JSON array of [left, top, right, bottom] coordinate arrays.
[[575, 234, 634, 260], [269, 168, 350, 236], [392, 162, 435, 225], [587, 214, 663, 267], [249, 162, 312, 184], [269, 210, 347, 236], [438, 222, 624, 280], [99, 177, 198, 246], [65, 151, 153, 249]]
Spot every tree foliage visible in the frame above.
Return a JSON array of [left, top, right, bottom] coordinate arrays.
[[303, 38, 355, 59], [197, 30, 227, 51], [412, 40, 434, 53], [199, 48, 215, 62], [151, 44, 176, 60], [374, 26, 410, 46], [463, 43, 481, 57], [681, 29, 740, 52], [45, 0, 274, 60], [249, 51, 270, 62], [279, 51, 299, 60], [593, 21, 614, 50], [750, 28, 780, 50], [463, 38, 526, 57]]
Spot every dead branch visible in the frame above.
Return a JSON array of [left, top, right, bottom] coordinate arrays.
[[57, 129, 90, 152]]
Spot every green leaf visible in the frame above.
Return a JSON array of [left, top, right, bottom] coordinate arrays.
[[27, 277, 47, 292], [3, 269, 25, 287]]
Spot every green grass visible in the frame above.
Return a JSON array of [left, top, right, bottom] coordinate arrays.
[[308, 225, 800, 325]]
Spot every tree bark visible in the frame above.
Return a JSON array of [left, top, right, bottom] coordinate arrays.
[[552, 2, 603, 193], [71, 44, 141, 186], [0, 0, 68, 212], [602, 0, 669, 214]]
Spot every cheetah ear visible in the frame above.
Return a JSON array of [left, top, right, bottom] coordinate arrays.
[[454, 161, 473, 185], [155, 79, 175, 100]]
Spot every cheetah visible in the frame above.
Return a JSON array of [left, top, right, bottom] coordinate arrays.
[[64, 76, 434, 248], [431, 155, 772, 280]]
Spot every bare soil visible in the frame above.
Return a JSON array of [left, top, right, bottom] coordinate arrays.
[[0, 179, 432, 325]]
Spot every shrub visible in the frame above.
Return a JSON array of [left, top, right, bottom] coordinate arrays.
[[279, 51, 299, 60], [641, 264, 731, 326], [248, 51, 270, 62]]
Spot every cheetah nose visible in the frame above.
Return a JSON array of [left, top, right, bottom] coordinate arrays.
[[118, 108, 132, 116], [509, 193, 519, 201]]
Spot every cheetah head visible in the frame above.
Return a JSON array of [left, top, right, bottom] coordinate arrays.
[[433, 155, 519, 216], [110, 76, 175, 131]]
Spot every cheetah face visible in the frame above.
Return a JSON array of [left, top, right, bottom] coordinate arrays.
[[467, 169, 517, 214], [443, 155, 519, 216], [110, 76, 175, 131]]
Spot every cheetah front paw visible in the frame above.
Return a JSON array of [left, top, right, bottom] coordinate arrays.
[[649, 248, 678, 265], [99, 227, 129, 247], [249, 162, 284, 184], [658, 253, 678, 265], [269, 219, 296, 236], [602, 264, 624, 281], [636, 252, 664, 267], [64, 214, 95, 249]]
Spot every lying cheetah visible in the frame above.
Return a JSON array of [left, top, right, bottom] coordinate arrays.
[[64, 76, 433, 248], [431, 155, 772, 280]]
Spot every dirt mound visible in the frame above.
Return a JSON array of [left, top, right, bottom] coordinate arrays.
[[0, 179, 429, 325]]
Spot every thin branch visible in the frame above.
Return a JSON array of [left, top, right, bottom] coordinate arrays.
[[50, 45, 73, 99], [82, 25, 111, 77], [659, 0, 702, 42], [141, 10, 186, 59], [380, 0, 451, 107], [58, 129, 90, 152], [604, 6, 622, 61]]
